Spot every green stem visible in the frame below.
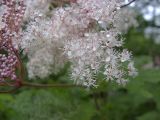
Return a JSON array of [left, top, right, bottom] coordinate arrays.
[[0, 81, 84, 94], [21, 82, 84, 88]]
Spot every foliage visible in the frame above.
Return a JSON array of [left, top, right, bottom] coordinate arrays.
[[150, 43, 160, 56], [124, 28, 152, 56], [124, 14, 160, 57], [0, 56, 160, 120]]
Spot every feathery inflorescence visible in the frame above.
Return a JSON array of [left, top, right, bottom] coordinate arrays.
[[20, 0, 137, 87]]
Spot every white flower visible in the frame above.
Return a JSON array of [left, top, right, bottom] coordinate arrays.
[[20, 0, 137, 87], [128, 61, 138, 77], [121, 49, 131, 62], [0, 20, 5, 30]]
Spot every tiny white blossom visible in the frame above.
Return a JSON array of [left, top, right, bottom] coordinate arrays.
[[128, 61, 138, 77], [121, 49, 131, 62]]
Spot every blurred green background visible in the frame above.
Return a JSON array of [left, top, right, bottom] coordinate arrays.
[[1, 56, 160, 120]]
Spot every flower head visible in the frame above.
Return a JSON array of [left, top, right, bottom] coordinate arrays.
[[20, 0, 137, 87]]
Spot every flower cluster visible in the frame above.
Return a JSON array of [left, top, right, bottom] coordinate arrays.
[[20, 0, 137, 87], [0, 0, 25, 85], [23, 0, 51, 21]]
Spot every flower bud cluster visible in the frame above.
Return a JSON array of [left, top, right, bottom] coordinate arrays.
[[0, 0, 25, 84]]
